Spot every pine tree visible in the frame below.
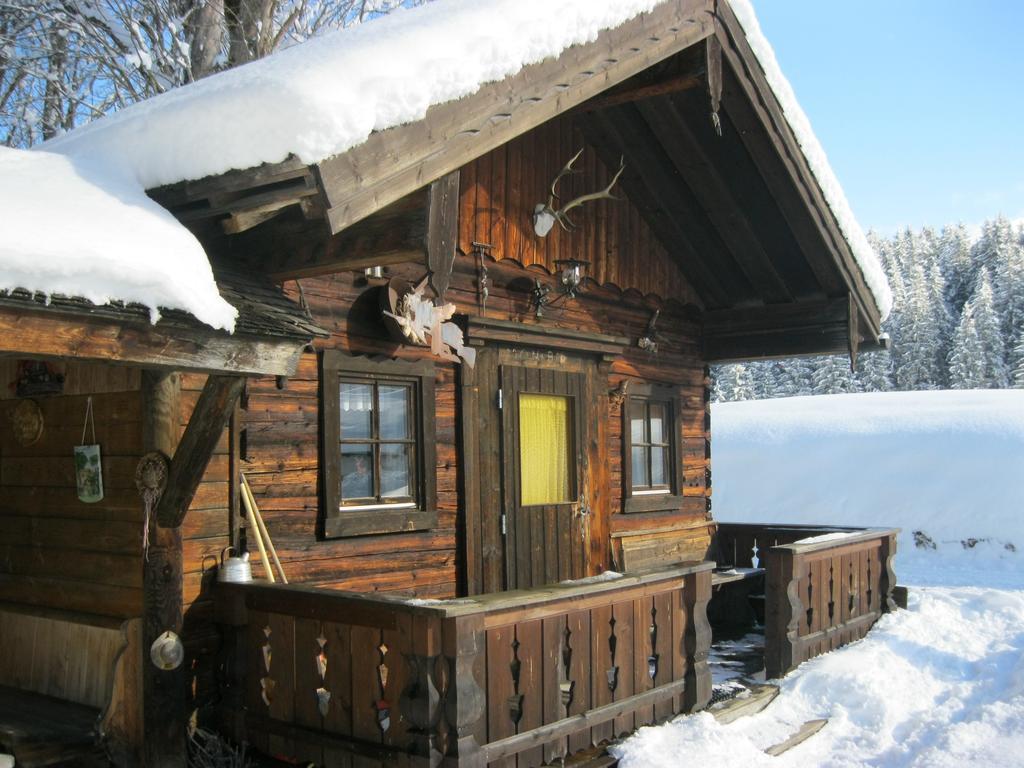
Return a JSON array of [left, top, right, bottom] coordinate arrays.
[[893, 261, 945, 389], [856, 349, 894, 392], [950, 269, 1008, 387], [938, 224, 974, 316], [812, 355, 860, 395], [1012, 333, 1024, 388], [714, 364, 757, 402], [948, 309, 986, 388]]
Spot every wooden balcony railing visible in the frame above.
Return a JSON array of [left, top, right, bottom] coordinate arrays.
[[716, 523, 899, 678], [215, 562, 713, 767]]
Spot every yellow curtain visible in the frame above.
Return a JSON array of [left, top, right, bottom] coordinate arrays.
[[519, 394, 571, 505]]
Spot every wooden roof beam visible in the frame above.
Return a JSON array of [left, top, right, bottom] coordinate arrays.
[[156, 373, 245, 528], [635, 96, 792, 304], [591, 105, 759, 306], [314, 0, 715, 233], [0, 305, 307, 376], [578, 73, 703, 112], [714, 0, 882, 339], [703, 296, 863, 362]]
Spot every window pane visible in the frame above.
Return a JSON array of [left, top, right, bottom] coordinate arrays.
[[519, 394, 572, 505], [649, 403, 665, 444], [629, 400, 646, 444], [380, 443, 411, 498], [340, 444, 374, 500], [651, 446, 667, 486], [340, 382, 373, 439], [379, 384, 410, 439], [631, 446, 649, 488]]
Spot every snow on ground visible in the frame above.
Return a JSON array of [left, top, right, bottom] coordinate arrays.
[[613, 587, 1024, 767], [612, 389, 1024, 767], [36, 0, 888, 321], [713, 389, 1024, 589], [0, 148, 237, 331]]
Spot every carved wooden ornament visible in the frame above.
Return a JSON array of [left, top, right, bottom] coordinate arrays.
[[10, 398, 43, 446]]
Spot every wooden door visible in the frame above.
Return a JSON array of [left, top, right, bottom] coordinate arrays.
[[500, 364, 591, 590]]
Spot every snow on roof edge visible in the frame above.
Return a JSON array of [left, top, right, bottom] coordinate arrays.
[[728, 0, 893, 321], [34, 0, 891, 324]]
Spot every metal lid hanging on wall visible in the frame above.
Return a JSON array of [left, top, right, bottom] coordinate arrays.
[[74, 396, 103, 504]]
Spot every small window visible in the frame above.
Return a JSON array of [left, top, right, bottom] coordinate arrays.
[[321, 352, 437, 538], [519, 394, 574, 505], [629, 398, 671, 493], [622, 383, 684, 513]]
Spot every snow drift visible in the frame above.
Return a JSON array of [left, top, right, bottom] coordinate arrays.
[[712, 389, 1024, 588]]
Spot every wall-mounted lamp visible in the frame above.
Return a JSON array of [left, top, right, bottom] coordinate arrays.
[[556, 258, 587, 298], [529, 258, 589, 318]]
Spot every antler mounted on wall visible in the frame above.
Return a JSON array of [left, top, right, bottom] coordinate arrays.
[[533, 149, 625, 237]]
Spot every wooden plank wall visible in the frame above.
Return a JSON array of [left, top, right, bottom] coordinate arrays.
[[458, 112, 700, 306], [242, 273, 460, 599], [0, 363, 145, 618]]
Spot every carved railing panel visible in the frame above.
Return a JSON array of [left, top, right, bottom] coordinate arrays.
[[758, 527, 899, 678], [218, 563, 713, 767]]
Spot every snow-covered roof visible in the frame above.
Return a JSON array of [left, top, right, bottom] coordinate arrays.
[[5, 0, 890, 326], [0, 148, 237, 331]]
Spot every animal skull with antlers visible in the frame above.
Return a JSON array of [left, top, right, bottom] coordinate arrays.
[[532, 149, 625, 237]]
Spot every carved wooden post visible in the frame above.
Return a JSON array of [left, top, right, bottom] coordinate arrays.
[[880, 533, 899, 613], [402, 613, 445, 766], [765, 548, 802, 679], [141, 371, 186, 768], [681, 569, 712, 712], [442, 614, 487, 767]]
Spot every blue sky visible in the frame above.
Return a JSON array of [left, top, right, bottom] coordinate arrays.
[[753, 1, 1024, 234]]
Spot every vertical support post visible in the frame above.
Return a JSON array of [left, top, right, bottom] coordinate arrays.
[[442, 614, 487, 767], [681, 570, 711, 712], [880, 533, 898, 613], [765, 548, 802, 679], [141, 370, 187, 768], [402, 613, 445, 765], [427, 170, 461, 301]]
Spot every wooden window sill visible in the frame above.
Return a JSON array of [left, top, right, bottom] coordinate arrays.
[[323, 507, 438, 539], [623, 493, 687, 514]]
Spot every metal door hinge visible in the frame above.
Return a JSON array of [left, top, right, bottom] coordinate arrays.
[[501, 513, 507, 535], [497, 388, 504, 410]]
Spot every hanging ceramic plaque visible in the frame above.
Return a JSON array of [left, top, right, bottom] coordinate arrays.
[[74, 444, 104, 503], [75, 396, 103, 503]]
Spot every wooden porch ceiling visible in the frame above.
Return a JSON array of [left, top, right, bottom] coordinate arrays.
[[575, 49, 881, 360]]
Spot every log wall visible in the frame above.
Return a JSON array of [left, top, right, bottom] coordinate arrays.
[[240, 111, 716, 598], [0, 364, 145, 618]]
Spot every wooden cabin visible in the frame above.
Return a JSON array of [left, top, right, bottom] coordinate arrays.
[[0, 1, 898, 766]]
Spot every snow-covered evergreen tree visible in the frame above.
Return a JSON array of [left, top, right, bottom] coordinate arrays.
[[950, 270, 1008, 388], [948, 308, 986, 388], [1012, 333, 1024, 389], [713, 364, 757, 402], [857, 349, 894, 392], [812, 355, 860, 395], [893, 261, 946, 389]]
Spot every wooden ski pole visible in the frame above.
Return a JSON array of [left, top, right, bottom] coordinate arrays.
[[240, 475, 274, 583]]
